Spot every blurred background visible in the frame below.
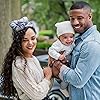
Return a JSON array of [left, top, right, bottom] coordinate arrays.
[[0, 0, 100, 72]]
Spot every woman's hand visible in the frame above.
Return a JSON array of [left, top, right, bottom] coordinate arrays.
[[43, 67, 52, 80]]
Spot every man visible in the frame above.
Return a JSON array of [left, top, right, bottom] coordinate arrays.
[[50, 1, 100, 100]]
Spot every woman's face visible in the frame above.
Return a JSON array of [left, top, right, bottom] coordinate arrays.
[[21, 28, 37, 57]]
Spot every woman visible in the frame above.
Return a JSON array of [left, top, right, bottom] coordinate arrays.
[[1, 17, 52, 100]]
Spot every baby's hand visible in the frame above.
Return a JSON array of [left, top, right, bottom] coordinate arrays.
[[59, 54, 65, 61], [59, 54, 68, 64]]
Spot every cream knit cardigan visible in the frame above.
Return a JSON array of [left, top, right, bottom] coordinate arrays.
[[12, 56, 51, 100]]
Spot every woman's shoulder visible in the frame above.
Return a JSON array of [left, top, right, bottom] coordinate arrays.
[[12, 56, 25, 69], [15, 56, 25, 64], [15, 56, 22, 60], [32, 55, 38, 60], [32, 55, 40, 64]]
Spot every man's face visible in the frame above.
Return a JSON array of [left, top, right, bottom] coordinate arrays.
[[69, 9, 92, 34]]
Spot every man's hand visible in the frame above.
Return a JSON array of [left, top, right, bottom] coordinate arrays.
[[48, 56, 63, 78], [52, 60, 63, 78]]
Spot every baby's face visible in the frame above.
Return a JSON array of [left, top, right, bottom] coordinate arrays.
[[59, 33, 74, 46]]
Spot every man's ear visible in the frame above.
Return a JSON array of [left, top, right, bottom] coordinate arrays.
[[89, 12, 92, 20]]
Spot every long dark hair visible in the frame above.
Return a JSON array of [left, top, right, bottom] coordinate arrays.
[[0, 27, 36, 98]]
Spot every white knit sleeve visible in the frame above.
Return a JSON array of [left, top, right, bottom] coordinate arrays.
[[48, 40, 63, 60]]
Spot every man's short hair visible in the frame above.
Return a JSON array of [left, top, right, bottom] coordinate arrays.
[[70, 1, 91, 12]]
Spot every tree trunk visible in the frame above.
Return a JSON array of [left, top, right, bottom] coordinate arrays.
[[0, 0, 21, 72]]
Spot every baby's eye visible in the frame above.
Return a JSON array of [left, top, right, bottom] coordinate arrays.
[[63, 36, 67, 39], [70, 36, 74, 38], [70, 17, 74, 21]]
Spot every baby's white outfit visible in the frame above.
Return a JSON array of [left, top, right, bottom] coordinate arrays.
[[49, 39, 75, 60], [49, 21, 75, 90], [49, 39, 75, 89]]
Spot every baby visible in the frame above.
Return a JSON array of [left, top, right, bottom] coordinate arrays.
[[48, 21, 75, 89]]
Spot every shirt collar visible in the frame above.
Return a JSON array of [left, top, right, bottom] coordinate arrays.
[[75, 25, 97, 41]]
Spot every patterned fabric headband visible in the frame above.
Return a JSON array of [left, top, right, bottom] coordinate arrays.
[[9, 17, 39, 34]]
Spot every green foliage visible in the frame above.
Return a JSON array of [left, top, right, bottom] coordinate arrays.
[[86, 0, 100, 31], [21, 0, 73, 31], [21, 0, 30, 5], [21, 0, 100, 50], [37, 41, 52, 49], [39, 30, 52, 35], [37, 30, 54, 49], [21, 0, 100, 31], [39, 30, 54, 38]]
